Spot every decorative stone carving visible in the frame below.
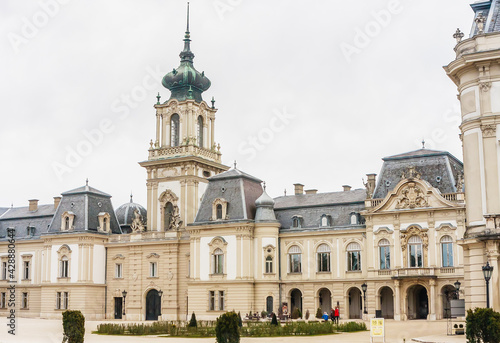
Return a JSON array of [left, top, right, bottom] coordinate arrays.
[[400, 226, 428, 267], [453, 28, 464, 43], [481, 124, 496, 137], [475, 12, 486, 34], [131, 209, 145, 233], [395, 182, 429, 209], [479, 82, 492, 92], [456, 173, 464, 192], [401, 166, 421, 180]]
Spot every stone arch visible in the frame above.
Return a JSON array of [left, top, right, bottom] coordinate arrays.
[[317, 287, 332, 315], [440, 284, 457, 319], [378, 286, 394, 319], [159, 190, 179, 231], [346, 286, 362, 319], [405, 283, 429, 320]]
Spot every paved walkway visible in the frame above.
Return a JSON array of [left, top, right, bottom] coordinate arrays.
[[0, 318, 466, 343]]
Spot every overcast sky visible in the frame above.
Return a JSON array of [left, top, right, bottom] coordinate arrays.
[[1, 0, 474, 209]]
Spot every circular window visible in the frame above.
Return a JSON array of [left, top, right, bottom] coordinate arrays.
[[203, 171, 211, 177]]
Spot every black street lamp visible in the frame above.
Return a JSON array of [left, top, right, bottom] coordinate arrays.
[[454, 280, 461, 299], [482, 262, 494, 308], [361, 283, 368, 314], [122, 290, 127, 316], [158, 290, 163, 317]]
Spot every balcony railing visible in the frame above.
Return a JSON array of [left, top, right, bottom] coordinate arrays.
[[148, 145, 222, 162], [374, 266, 463, 278]]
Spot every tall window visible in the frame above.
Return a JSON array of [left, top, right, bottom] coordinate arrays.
[[209, 291, 215, 311], [379, 239, 391, 270], [197, 116, 204, 148], [408, 235, 423, 267], [320, 215, 331, 227], [170, 114, 180, 146], [56, 292, 69, 310], [265, 256, 273, 273], [347, 242, 361, 271], [150, 262, 158, 277], [164, 202, 174, 230], [441, 235, 454, 267], [317, 244, 331, 272], [56, 292, 61, 309], [63, 292, 69, 309], [288, 245, 302, 273], [23, 261, 30, 280], [216, 204, 223, 220], [21, 293, 28, 309], [0, 292, 5, 308], [60, 256, 69, 278], [218, 291, 225, 311], [212, 248, 224, 274], [115, 263, 123, 278], [65, 216, 70, 230], [2, 261, 7, 280], [291, 216, 302, 228]]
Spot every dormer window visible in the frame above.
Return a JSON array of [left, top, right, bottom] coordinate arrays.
[[320, 214, 331, 227], [291, 215, 303, 228], [212, 198, 228, 221], [65, 217, 69, 230], [350, 212, 359, 225], [61, 212, 75, 231], [97, 212, 111, 233]]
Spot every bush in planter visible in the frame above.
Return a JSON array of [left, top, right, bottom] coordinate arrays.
[[261, 310, 268, 318], [315, 307, 322, 319], [62, 310, 85, 343], [188, 312, 197, 328], [215, 311, 240, 343], [305, 309, 310, 320], [291, 308, 300, 319], [466, 307, 500, 343]]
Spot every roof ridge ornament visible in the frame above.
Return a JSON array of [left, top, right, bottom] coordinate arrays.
[[453, 28, 464, 43], [475, 12, 486, 34]]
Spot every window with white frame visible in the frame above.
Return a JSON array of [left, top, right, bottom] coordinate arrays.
[[288, 245, 302, 273], [150, 262, 158, 277], [408, 235, 423, 267], [212, 248, 224, 274], [265, 256, 273, 274], [379, 239, 391, 270], [350, 213, 358, 225], [63, 292, 69, 309], [59, 256, 69, 278], [320, 214, 331, 227], [2, 261, 7, 280], [115, 263, 123, 278], [170, 114, 180, 147], [317, 244, 331, 272], [441, 235, 454, 267], [23, 261, 30, 280], [347, 242, 361, 271], [56, 291, 69, 310], [209, 291, 215, 311], [218, 291, 225, 311], [56, 292, 61, 309]]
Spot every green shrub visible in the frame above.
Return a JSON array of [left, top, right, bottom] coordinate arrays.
[[315, 308, 322, 319], [305, 309, 310, 320], [271, 313, 279, 326], [336, 321, 367, 332], [237, 312, 243, 327], [467, 308, 500, 343], [261, 310, 268, 318], [298, 308, 302, 319], [215, 311, 240, 343], [188, 312, 197, 328], [62, 310, 85, 343], [291, 308, 300, 319]]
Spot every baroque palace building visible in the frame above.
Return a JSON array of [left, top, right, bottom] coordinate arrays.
[[0, 1, 499, 321]]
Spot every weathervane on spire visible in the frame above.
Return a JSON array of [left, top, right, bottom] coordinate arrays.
[[422, 139, 425, 149], [130, 192, 133, 203], [233, 160, 237, 169]]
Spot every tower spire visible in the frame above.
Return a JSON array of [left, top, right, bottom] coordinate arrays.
[[186, 2, 190, 32], [180, 2, 194, 63]]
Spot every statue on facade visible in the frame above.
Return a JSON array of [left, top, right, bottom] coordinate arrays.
[[362, 178, 375, 199], [456, 173, 464, 192], [475, 12, 486, 34], [130, 208, 145, 232], [168, 205, 183, 231]]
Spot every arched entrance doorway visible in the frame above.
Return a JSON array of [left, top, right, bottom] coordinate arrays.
[[407, 285, 428, 320], [441, 285, 457, 319], [266, 296, 273, 314], [318, 288, 332, 315], [290, 289, 302, 315], [145, 289, 161, 320], [379, 287, 394, 319], [348, 288, 362, 319]]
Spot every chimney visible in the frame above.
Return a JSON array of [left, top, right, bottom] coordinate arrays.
[[342, 185, 352, 192], [28, 199, 39, 211], [294, 183, 304, 195], [367, 173, 377, 192], [53, 197, 62, 209], [305, 189, 318, 195]]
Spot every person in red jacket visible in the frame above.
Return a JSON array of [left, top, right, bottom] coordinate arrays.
[[334, 305, 340, 324]]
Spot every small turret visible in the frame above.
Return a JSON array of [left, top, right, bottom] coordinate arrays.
[[255, 183, 277, 222]]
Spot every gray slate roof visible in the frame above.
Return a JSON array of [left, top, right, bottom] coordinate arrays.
[[471, 0, 500, 35], [115, 196, 147, 232], [193, 168, 263, 223], [373, 149, 463, 199], [274, 189, 366, 230], [0, 205, 56, 240]]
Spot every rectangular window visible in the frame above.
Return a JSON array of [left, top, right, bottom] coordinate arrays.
[[2, 262, 7, 280], [60, 260, 69, 278], [21, 292, 28, 309], [150, 262, 158, 277], [209, 291, 215, 311], [289, 254, 301, 273], [213, 253, 224, 274], [347, 251, 361, 271], [63, 292, 69, 309], [56, 292, 61, 309], [317, 252, 330, 272], [23, 261, 30, 280], [218, 291, 225, 311], [379, 246, 390, 270], [0, 292, 5, 308], [265, 257, 273, 274], [442, 243, 454, 267], [409, 244, 423, 267], [115, 263, 123, 278]]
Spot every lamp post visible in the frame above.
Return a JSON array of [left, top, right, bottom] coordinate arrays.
[[361, 283, 367, 314], [482, 262, 494, 308], [122, 290, 127, 316], [158, 290, 163, 317], [454, 280, 461, 300]]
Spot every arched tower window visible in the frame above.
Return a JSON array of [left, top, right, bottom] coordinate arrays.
[[197, 116, 204, 148], [170, 114, 180, 147], [164, 202, 174, 230]]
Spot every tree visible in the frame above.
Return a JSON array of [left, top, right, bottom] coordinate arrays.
[[188, 312, 197, 328], [315, 308, 322, 319], [215, 311, 240, 343], [237, 311, 243, 327], [271, 312, 279, 326], [305, 309, 310, 320], [62, 310, 85, 343]]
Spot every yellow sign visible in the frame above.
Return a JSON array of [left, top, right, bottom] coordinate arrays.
[[370, 318, 385, 337]]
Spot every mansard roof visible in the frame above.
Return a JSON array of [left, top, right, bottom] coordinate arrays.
[[0, 205, 56, 240], [471, 0, 500, 36], [373, 148, 463, 199]]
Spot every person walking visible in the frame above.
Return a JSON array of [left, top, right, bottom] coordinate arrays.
[[330, 308, 335, 322], [334, 305, 340, 324]]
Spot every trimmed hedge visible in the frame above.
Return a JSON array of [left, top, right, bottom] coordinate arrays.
[[216, 311, 240, 343], [62, 310, 85, 343], [466, 308, 500, 343]]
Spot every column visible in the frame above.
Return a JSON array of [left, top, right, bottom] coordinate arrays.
[[487, 241, 500, 309], [429, 279, 436, 320], [156, 113, 161, 145], [394, 280, 401, 321], [210, 119, 215, 147], [146, 181, 153, 230]]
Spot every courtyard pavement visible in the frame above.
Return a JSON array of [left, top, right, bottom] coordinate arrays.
[[0, 318, 466, 343]]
